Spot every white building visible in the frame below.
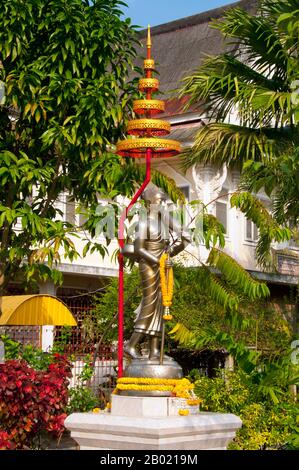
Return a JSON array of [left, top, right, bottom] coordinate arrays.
[[48, 0, 298, 296], [7, 0, 298, 352]]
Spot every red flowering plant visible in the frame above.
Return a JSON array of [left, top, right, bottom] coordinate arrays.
[[0, 431, 14, 450], [0, 353, 72, 449]]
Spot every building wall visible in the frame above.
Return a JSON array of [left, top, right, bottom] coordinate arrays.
[[56, 157, 298, 287]]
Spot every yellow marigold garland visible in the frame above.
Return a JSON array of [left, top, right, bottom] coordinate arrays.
[[163, 313, 173, 321], [187, 399, 201, 406], [112, 378, 201, 417], [114, 377, 195, 398], [116, 384, 174, 392], [159, 253, 173, 309], [178, 409, 189, 416]]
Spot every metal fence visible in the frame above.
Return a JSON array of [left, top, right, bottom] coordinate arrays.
[[1, 286, 42, 347], [55, 295, 116, 397], [0, 325, 42, 348]]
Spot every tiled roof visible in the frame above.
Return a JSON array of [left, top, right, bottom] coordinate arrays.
[[169, 122, 204, 145], [136, 0, 258, 100]]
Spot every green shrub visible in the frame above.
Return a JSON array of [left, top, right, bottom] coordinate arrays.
[[1, 335, 55, 370], [230, 403, 298, 450], [66, 386, 99, 414], [194, 369, 299, 450], [195, 370, 250, 415], [66, 354, 102, 414]]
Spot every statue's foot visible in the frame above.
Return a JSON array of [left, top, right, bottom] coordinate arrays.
[[124, 346, 142, 360], [148, 352, 174, 362], [149, 348, 160, 361]]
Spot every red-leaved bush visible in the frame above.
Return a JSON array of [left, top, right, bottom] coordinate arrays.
[[0, 354, 72, 449], [0, 431, 13, 450]]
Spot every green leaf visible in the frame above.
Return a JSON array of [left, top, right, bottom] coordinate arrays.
[[0, 0, 141, 289], [207, 248, 270, 300]]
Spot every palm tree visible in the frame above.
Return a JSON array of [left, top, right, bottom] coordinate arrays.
[[168, 1, 299, 392], [179, 0, 299, 266]]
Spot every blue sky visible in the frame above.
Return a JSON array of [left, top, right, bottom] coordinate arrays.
[[123, 0, 237, 28]]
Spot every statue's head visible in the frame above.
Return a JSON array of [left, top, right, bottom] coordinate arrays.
[[141, 184, 168, 205]]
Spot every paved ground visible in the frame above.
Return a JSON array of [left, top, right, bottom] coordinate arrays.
[[42, 431, 78, 450]]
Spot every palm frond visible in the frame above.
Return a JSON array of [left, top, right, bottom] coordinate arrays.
[[180, 54, 290, 126], [247, 88, 296, 127], [216, 54, 286, 92], [169, 322, 260, 373], [181, 123, 294, 167], [260, 0, 299, 19], [168, 323, 195, 347], [207, 247, 270, 299], [201, 267, 240, 311], [272, 1, 299, 50], [179, 56, 238, 119], [211, 7, 289, 76], [178, 0, 298, 171], [240, 150, 299, 224], [230, 192, 292, 268]]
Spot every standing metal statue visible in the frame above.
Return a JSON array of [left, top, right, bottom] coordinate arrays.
[[122, 184, 190, 367], [116, 27, 182, 378]]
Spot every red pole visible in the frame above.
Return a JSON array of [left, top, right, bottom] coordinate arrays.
[[117, 26, 153, 377], [117, 149, 152, 377]]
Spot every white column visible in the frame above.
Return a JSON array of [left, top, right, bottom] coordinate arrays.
[[39, 280, 56, 352], [225, 354, 234, 371]]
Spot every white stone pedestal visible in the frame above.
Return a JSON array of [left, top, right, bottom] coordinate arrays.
[[111, 394, 200, 417], [65, 395, 242, 450]]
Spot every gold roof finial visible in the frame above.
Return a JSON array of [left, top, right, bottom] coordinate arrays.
[[147, 24, 152, 48]]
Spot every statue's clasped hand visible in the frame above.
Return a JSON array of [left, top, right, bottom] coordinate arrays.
[[164, 258, 173, 269]]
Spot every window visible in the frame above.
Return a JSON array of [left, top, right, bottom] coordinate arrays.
[[79, 209, 88, 228], [286, 221, 298, 249], [166, 184, 190, 206], [216, 190, 228, 234], [178, 185, 190, 202], [245, 219, 258, 242], [65, 195, 76, 225]]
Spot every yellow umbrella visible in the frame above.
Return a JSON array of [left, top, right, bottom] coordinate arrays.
[[0, 295, 77, 326]]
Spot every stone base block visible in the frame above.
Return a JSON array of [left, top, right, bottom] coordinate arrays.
[[65, 411, 242, 450], [111, 395, 199, 417]]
